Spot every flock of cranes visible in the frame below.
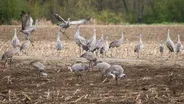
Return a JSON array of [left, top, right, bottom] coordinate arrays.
[[1, 11, 184, 85]]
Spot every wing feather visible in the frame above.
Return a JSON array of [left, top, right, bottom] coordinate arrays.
[[70, 19, 87, 25]]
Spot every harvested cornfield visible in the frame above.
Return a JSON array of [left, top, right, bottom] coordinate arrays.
[[0, 25, 184, 104]]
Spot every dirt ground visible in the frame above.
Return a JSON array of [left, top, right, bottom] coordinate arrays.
[[0, 25, 184, 104]]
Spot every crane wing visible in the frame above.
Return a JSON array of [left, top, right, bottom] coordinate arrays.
[[20, 11, 33, 30], [70, 19, 88, 25], [51, 11, 66, 23]]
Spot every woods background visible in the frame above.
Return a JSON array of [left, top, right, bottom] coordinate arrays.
[[0, 0, 184, 25]]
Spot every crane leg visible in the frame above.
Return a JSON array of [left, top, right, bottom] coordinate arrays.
[[60, 29, 70, 40], [115, 75, 118, 85]]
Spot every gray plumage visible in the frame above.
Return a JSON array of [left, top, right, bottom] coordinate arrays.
[[175, 35, 183, 53], [92, 34, 104, 52], [100, 36, 109, 55], [134, 34, 144, 58], [86, 29, 97, 51], [104, 65, 126, 85], [20, 11, 38, 40], [160, 40, 164, 54], [68, 63, 89, 81], [1, 48, 20, 67], [20, 39, 31, 52], [166, 29, 175, 52], [81, 51, 97, 70], [109, 32, 124, 48], [56, 32, 63, 51], [12, 28, 20, 48], [93, 61, 111, 73], [30, 60, 47, 77], [74, 26, 88, 54], [51, 11, 89, 39]]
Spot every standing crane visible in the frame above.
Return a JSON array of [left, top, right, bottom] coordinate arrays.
[[1, 48, 20, 67], [12, 28, 20, 48], [30, 60, 47, 77], [86, 29, 97, 51], [103, 65, 126, 85], [159, 40, 164, 56], [80, 51, 97, 70], [67, 63, 89, 81], [74, 26, 87, 55], [165, 29, 175, 57], [92, 34, 104, 52], [175, 34, 183, 55], [109, 32, 124, 56], [56, 32, 63, 54], [100, 36, 109, 57], [51, 10, 90, 39], [20, 39, 31, 54], [134, 34, 144, 58], [20, 11, 38, 46]]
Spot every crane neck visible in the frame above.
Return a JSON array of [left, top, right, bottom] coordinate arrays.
[[14, 29, 17, 38], [167, 30, 171, 40], [57, 33, 60, 40], [139, 35, 142, 43], [75, 27, 80, 37], [120, 33, 124, 41], [35, 20, 38, 28]]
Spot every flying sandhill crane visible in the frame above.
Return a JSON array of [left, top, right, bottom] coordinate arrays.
[[86, 29, 97, 51], [51, 10, 90, 39], [100, 36, 109, 57], [20, 11, 38, 45], [74, 26, 87, 55], [165, 29, 175, 57], [1, 48, 20, 67], [56, 32, 63, 53], [12, 28, 20, 48], [175, 35, 183, 55], [159, 40, 164, 56], [67, 63, 89, 81], [103, 65, 126, 85], [30, 60, 47, 77], [20, 39, 31, 54], [80, 51, 97, 70], [134, 34, 144, 58], [109, 32, 124, 56]]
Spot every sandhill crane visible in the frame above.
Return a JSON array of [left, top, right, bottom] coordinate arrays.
[[160, 40, 164, 56], [134, 34, 144, 58], [100, 36, 109, 57], [93, 61, 111, 72], [109, 32, 124, 56], [86, 29, 97, 51], [30, 60, 47, 77], [1, 48, 20, 67], [20, 39, 31, 54], [103, 65, 126, 85], [56, 32, 63, 52], [74, 26, 87, 55], [12, 28, 20, 48], [80, 51, 97, 70], [51, 10, 90, 39], [166, 29, 175, 53], [175, 35, 183, 54], [20, 11, 38, 45], [67, 63, 89, 81], [92, 34, 104, 52]]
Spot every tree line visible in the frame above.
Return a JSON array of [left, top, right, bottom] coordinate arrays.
[[0, 0, 184, 25]]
